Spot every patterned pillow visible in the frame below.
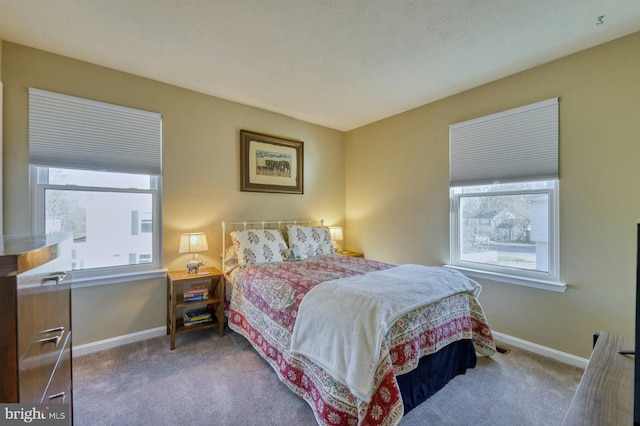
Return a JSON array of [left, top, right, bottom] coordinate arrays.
[[286, 225, 334, 260], [230, 229, 288, 265]]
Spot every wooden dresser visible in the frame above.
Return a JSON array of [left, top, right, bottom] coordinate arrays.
[[563, 332, 634, 425], [0, 234, 73, 409]]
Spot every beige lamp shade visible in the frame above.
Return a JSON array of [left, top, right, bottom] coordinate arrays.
[[178, 232, 209, 254], [329, 227, 343, 241]]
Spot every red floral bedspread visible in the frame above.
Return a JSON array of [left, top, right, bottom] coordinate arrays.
[[227, 255, 495, 425]]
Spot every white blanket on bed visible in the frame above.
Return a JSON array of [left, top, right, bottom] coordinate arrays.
[[289, 264, 481, 402]]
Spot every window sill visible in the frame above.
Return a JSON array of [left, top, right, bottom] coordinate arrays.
[[71, 268, 167, 288], [444, 265, 567, 292]]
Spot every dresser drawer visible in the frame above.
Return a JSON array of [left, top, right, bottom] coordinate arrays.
[[42, 332, 72, 404], [17, 271, 70, 352], [17, 270, 70, 403]]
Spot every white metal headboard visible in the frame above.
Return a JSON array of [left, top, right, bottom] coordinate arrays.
[[221, 219, 324, 260]]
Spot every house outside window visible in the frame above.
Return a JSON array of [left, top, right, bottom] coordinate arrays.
[[34, 168, 160, 271], [450, 180, 558, 284], [131, 211, 153, 235], [140, 213, 153, 233]]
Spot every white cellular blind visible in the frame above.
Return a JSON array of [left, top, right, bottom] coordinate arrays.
[[29, 88, 162, 175], [449, 98, 558, 187]]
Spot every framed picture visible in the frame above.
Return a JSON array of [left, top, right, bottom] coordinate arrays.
[[240, 130, 304, 194]]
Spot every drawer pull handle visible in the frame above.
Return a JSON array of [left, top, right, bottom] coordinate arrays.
[[42, 326, 65, 333], [37, 327, 65, 346], [48, 391, 66, 402], [42, 272, 67, 286]]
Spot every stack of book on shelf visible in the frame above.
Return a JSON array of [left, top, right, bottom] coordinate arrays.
[[183, 309, 212, 327], [184, 285, 209, 302]]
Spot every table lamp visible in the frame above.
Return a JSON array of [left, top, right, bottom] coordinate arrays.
[[179, 232, 209, 273], [329, 226, 343, 252]]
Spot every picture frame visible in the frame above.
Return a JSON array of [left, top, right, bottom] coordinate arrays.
[[240, 130, 304, 194]]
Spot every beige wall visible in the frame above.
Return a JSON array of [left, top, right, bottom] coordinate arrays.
[[346, 32, 640, 359], [4, 33, 639, 355], [2, 42, 345, 345]]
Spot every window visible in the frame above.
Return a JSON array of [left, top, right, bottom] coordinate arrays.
[[33, 167, 160, 272], [29, 88, 162, 279], [448, 98, 564, 291], [450, 181, 560, 287]]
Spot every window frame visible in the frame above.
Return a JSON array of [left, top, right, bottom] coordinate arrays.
[[31, 166, 163, 283], [448, 179, 565, 292]]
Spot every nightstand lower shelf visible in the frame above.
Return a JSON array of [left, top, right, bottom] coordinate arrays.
[[174, 317, 220, 334]]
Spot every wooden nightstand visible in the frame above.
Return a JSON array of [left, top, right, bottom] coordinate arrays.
[[167, 267, 224, 350], [336, 250, 364, 258]]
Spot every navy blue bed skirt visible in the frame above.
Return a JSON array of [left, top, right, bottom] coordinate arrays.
[[396, 339, 477, 413]]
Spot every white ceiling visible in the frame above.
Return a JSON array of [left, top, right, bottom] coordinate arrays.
[[1, 1, 640, 131]]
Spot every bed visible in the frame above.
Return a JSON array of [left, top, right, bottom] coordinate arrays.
[[222, 220, 495, 425]]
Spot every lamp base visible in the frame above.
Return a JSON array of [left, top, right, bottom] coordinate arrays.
[[186, 260, 205, 274]]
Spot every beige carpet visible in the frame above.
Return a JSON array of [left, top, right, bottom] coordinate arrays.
[[72, 327, 584, 425]]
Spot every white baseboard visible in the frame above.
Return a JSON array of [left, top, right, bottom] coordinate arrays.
[[72, 326, 166, 357], [492, 330, 589, 369], [71, 326, 590, 369]]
